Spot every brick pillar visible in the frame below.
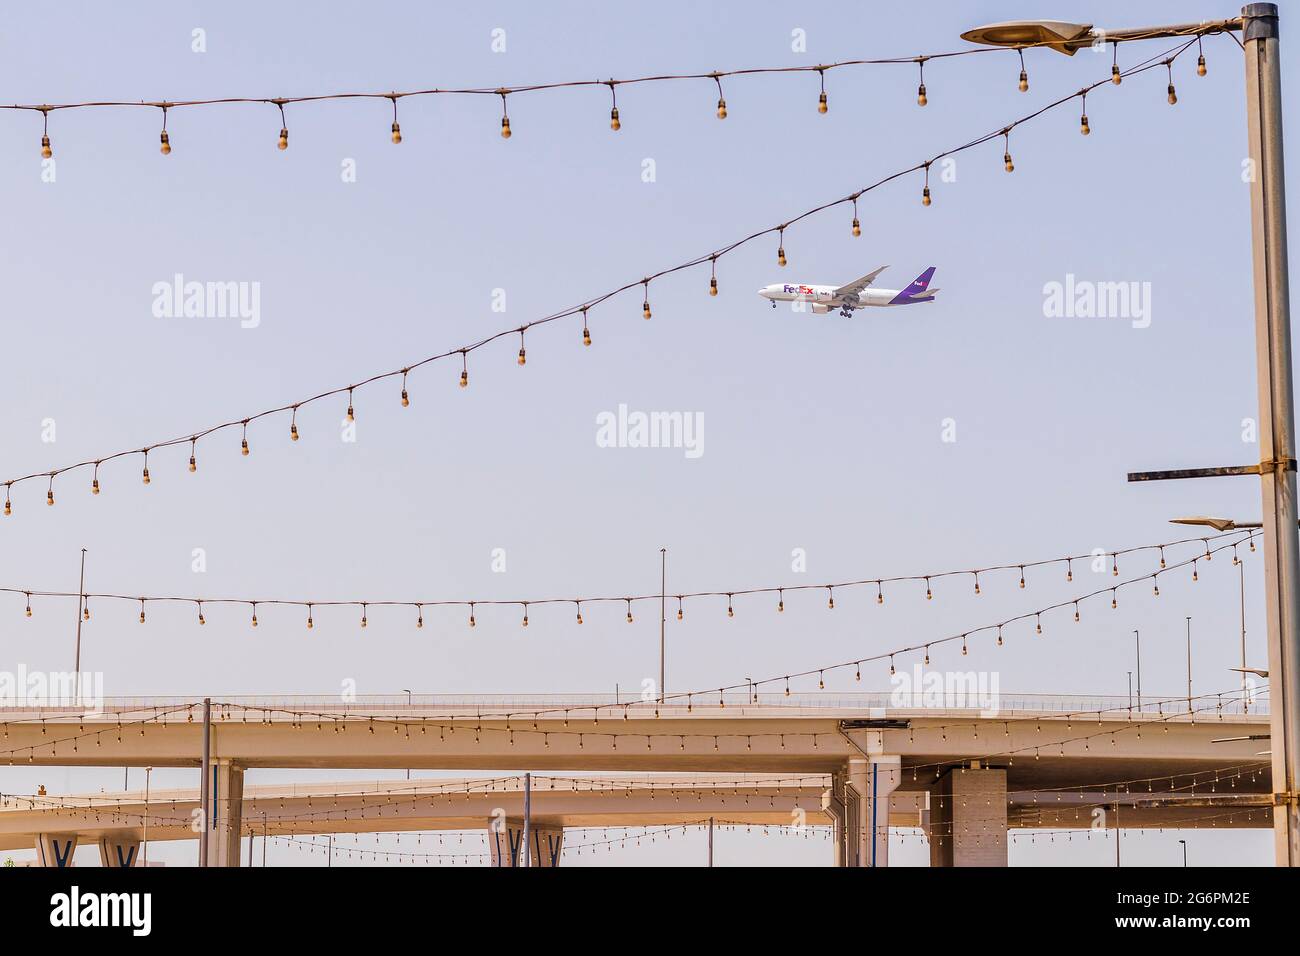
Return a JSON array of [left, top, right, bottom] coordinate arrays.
[[929, 767, 1008, 867]]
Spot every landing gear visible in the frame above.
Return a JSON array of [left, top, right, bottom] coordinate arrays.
[[771, 300, 777, 309], [839, 307, 854, 317]]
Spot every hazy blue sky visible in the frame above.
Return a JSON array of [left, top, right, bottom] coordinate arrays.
[[0, 1, 1290, 866]]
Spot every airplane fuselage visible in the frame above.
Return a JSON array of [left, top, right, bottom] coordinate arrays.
[[758, 283, 910, 308]]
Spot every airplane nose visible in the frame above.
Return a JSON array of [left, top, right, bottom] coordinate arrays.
[[757, 287, 769, 296]]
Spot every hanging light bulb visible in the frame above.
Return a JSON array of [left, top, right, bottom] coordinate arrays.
[[677, 597, 684, 621], [39, 108, 53, 158], [468, 603, 476, 627], [139, 600, 146, 624], [346, 388, 355, 422], [851, 196, 861, 237], [1018, 48, 1029, 92], [142, 449, 150, 485], [1003, 130, 1014, 173], [459, 351, 469, 388], [499, 92, 512, 138], [817, 68, 828, 113], [642, 281, 652, 319], [251, 603, 259, 627], [517, 328, 526, 366], [241, 422, 250, 456], [709, 256, 719, 296], [582, 308, 592, 346], [160, 105, 172, 155], [916, 57, 928, 106], [360, 604, 368, 628], [1197, 39, 1207, 76], [626, 599, 633, 624], [1166, 60, 1178, 104], [306, 605, 313, 629], [25, 593, 32, 617], [275, 100, 289, 150], [1112, 42, 1123, 84], [713, 74, 727, 118], [3, 484, 10, 516], [1080, 90, 1090, 135], [46, 476, 54, 506], [575, 602, 583, 625], [608, 81, 621, 131], [92, 463, 101, 494], [388, 92, 403, 144], [400, 371, 410, 407], [777, 227, 787, 266], [922, 163, 931, 206]]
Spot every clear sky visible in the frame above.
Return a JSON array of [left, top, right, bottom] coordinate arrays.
[[0, 0, 1291, 866]]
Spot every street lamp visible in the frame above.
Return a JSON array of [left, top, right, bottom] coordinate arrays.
[[959, 19, 1240, 54], [965, 5, 1300, 866]]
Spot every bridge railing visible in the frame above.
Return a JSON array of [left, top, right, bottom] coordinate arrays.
[[0, 691, 1270, 719]]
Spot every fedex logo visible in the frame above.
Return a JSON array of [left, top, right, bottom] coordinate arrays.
[[782, 284, 816, 295]]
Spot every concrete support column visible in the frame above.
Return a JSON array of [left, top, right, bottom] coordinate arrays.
[[846, 755, 901, 867], [488, 819, 564, 867], [824, 770, 846, 867], [929, 766, 1008, 867], [35, 833, 78, 867], [204, 760, 244, 867], [98, 834, 140, 868]]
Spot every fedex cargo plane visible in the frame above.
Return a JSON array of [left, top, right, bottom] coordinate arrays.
[[758, 266, 938, 316]]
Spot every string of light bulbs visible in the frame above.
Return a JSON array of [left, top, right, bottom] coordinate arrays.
[[3, 24, 1237, 157], [0, 33, 1224, 514], [0, 529, 1242, 630], [198, 684, 1260, 776], [190, 530, 1258, 725]]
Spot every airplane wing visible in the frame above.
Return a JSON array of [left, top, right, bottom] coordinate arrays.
[[833, 266, 889, 298]]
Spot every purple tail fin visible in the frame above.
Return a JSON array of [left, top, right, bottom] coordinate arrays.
[[889, 266, 937, 304]]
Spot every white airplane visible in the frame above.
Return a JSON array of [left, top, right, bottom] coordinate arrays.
[[758, 265, 939, 316]]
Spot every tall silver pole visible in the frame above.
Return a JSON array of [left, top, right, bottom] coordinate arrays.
[[142, 766, 151, 867], [659, 548, 667, 703], [521, 772, 532, 868], [1186, 617, 1193, 714], [1134, 630, 1142, 710], [708, 817, 714, 867], [1241, 559, 1250, 706], [1243, 1, 1300, 866], [73, 548, 86, 703], [199, 697, 211, 868]]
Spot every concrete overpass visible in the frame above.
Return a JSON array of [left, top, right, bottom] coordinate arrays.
[[0, 692, 1272, 866]]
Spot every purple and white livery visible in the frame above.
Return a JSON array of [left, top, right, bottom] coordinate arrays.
[[758, 265, 939, 316]]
